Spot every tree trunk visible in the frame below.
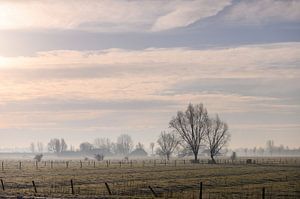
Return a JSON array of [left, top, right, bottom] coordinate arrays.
[[210, 154, 216, 164], [166, 154, 170, 161], [193, 151, 199, 163]]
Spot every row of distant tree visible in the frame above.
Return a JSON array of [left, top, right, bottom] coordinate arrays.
[[29, 103, 231, 163], [30, 135, 148, 156], [232, 140, 300, 156], [29, 103, 300, 163], [31, 136, 300, 160]]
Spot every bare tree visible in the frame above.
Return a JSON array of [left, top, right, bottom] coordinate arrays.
[[156, 131, 180, 160], [70, 145, 75, 152], [136, 142, 144, 150], [206, 115, 230, 164], [37, 142, 44, 153], [169, 103, 209, 162], [116, 134, 133, 155], [150, 142, 155, 155], [29, 142, 35, 153], [230, 151, 237, 163], [60, 138, 68, 152], [266, 140, 274, 156], [48, 138, 61, 154], [94, 138, 113, 153]]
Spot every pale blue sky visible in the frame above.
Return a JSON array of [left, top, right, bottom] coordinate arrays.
[[0, 0, 299, 150]]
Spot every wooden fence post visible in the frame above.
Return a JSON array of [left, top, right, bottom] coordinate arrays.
[[1, 161, 3, 171], [66, 161, 69, 168], [199, 182, 203, 199], [0, 179, 4, 191], [19, 161, 22, 170], [262, 187, 265, 199], [105, 182, 112, 195], [35, 161, 38, 170], [32, 180, 37, 193], [70, 179, 74, 194], [94, 161, 96, 168], [148, 185, 158, 197], [51, 161, 53, 169]]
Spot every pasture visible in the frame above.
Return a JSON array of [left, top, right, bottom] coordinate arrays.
[[0, 157, 299, 198]]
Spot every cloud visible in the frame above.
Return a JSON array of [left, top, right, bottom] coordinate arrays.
[[0, 43, 299, 110], [0, 43, 299, 148], [1, 0, 299, 32], [0, 0, 231, 32], [224, 0, 300, 25], [1, 42, 299, 77], [151, 0, 231, 31]]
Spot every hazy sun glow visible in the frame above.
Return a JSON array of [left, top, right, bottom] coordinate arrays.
[[0, 57, 10, 68]]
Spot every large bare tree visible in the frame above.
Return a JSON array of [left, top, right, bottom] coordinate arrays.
[[206, 115, 230, 163], [169, 103, 208, 162], [156, 131, 180, 160]]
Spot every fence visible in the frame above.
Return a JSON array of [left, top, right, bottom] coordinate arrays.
[[0, 158, 299, 198], [1, 157, 300, 171], [0, 178, 299, 198]]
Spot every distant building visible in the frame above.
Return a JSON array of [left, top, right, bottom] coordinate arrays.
[[130, 148, 148, 157]]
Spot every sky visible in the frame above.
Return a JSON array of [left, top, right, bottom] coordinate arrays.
[[0, 0, 299, 151]]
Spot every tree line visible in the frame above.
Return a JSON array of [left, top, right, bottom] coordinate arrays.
[[232, 140, 300, 156], [29, 103, 230, 163]]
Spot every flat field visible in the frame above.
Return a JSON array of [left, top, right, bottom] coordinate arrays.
[[0, 157, 299, 198]]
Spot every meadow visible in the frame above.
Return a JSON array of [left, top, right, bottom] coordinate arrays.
[[0, 157, 299, 198]]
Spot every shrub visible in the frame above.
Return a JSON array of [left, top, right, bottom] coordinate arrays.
[[94, 154, 104, 161], [34, 154, 43, 162]]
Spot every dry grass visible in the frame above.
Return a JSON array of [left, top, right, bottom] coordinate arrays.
[[0, 158, 299, 198]]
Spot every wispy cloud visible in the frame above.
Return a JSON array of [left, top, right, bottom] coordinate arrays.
[[224, 0, 300, 25], [0, 0, 231, 32], [0, 42, 299, 147], [1, 0, 298, 32], [0, 42, 299, 114]]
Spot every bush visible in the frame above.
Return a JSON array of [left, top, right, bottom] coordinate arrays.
[[34, 154, 43, 162], [94, 154, 104, 161]]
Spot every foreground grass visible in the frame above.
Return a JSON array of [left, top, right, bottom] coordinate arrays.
[[0, 158, 299, 198]]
